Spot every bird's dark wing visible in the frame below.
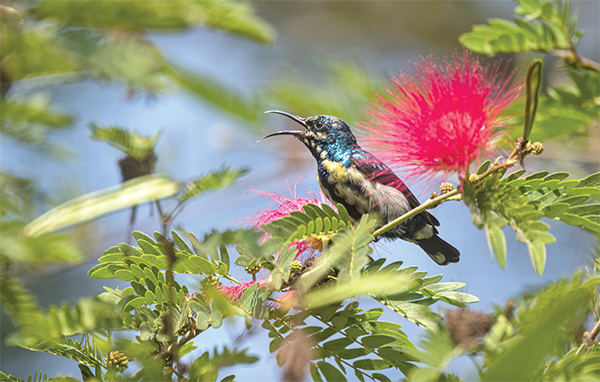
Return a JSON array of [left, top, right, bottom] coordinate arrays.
[[350, 150, 440, 227]]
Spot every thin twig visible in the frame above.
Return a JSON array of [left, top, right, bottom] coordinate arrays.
[[373, 189, 459, 238], [164, 326, 205, 361], [221, 273, 243, 286], [553, 49, 600, 71], [155, 200, 168, 236], [578, 319, 600, 353]]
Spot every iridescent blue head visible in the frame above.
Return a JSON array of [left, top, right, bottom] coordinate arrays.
[[261, 110, 358, 162]]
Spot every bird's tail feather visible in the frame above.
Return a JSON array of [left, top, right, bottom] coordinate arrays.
[[417, 235, 460, 265]]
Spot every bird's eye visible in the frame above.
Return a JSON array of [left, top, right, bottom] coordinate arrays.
[[315, 120, 324, 129]]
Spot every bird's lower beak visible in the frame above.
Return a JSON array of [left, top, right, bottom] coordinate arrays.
[[258, 129, 306, 142], [258, 110, 308, 142]]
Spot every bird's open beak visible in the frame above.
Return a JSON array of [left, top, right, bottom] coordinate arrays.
[[258, 110, 308, 142]]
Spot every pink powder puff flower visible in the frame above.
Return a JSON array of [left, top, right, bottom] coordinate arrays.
[[359, 51, 522, 178], [241, 180, 333, 230], [239, 179, 334, 260]]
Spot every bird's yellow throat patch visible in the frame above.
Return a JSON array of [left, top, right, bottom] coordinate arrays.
[[322, 159, 348, 183]]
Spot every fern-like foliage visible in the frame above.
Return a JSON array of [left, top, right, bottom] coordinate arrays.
[[177, 166, 249, 204], [536, 342, 600, 381], [188, 347, 259, 381], [407, 326, 462, 382], [482, 272, 600, 381], [0, 272, 128, 372], [362, 259, 478, 330], [90, 229, 260, 281], [89, 124, 160, 161], [465, 162, 600, 275], [264, 304, 420, 382], [88, 229, 258, 343], [262, 203, 352, 248], [459, 0, 583, 55], [0, 371, 78, 382]]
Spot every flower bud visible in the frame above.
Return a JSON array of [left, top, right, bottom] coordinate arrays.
[[289, 260, 303, 275], [244, 265, 261, 275], [200, 275, 221, 290], [439, 182, 455, 194], [529, 141, 544, 155], [106, 351, 129, 372]]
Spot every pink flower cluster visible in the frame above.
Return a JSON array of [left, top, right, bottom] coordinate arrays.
[[360, 51, 522, 178]]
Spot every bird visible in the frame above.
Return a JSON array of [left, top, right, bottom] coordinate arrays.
[[259, 110, 460, 265]]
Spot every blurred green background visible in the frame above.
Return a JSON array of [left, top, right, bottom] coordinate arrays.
[[1, 0, 598, 380]]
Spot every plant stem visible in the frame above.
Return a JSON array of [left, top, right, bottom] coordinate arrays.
[[372, 189, 459, 238], [578, 318, 600, 352], [553, 49, 600, 71], [155, 200, 168, 236], [164, 326, 205, 361], [220, 273, 243, 286]]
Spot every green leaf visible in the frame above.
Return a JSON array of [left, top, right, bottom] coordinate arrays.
[[241, 282, 266, 319], [23, 175, 180, 237], [0, 98, 73, 157], [485, 225, 507, 269], [337, 348, 368, 360], [317, 361, 347, 382], [0, 220, 83, 265], [541, 203, 570, 218], [361, 335, 397, 348], [323, 338, 353, 351], [189, 300, 210, 331], [172, 230, 193, 254], [210, 308, 223, 329], [436, 292, 480, 307], [353, 359, 391, 371], [303, 273, 411, 309], [310, 363, 324, 382], [33, 0, 275, 43], [527, 240, 546, 277]]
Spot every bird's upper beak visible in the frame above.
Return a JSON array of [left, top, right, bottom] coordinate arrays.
[[259, 110, 308, 142]]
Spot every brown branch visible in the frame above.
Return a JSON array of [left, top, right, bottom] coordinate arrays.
[[553, 49, 600, 71], [580, 319, 600, 352]]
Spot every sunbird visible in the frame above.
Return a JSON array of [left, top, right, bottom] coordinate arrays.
[[260, 110, 460, 265]]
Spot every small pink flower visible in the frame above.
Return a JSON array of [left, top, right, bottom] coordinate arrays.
[[240, 180, 332, 230], [239, 179, 334, 260], [217, 279, 268, 305], [359, 51, 522, 178]]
